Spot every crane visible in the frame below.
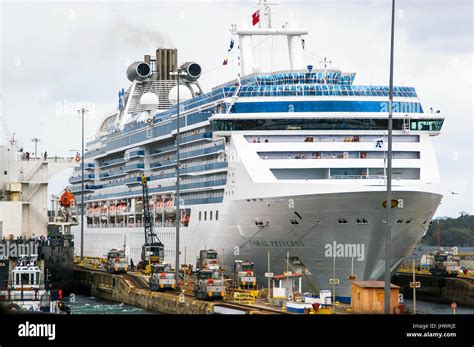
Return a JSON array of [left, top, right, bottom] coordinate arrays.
[[139, 174, 164, 274]]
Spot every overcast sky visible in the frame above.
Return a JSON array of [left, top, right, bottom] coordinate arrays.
[[0, 0, 472, 217]]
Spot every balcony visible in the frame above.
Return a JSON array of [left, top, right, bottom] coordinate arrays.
[[99, 157, 127, 168], [150, 159, 176, 170], [124, 163, 145, 172], [179, 161, 227, 175], [181, 144, 225, 160], [70, 174, 95, 184], [125, 150, 145, 159], [179, 132, 212, 145], [99, 170, 127, 179], [180, 179, 227, 191], [150, 144, 177, 156]]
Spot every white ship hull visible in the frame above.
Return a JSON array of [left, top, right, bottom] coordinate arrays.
[[72, 188, 441, 300]]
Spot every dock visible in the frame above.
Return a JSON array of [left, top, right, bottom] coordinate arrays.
[[394, 271, 474, 307], [73, 265, 352, 314], [73, 266, 291, 314]]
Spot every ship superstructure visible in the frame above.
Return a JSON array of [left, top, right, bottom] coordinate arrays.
[[0, 119, 78, 239], [70, 2, 444, 300]]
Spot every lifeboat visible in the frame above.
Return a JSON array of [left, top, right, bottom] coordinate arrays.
[[94, 206, 100, 216], [110, 205, 117, 215], [59, 190, 75, 207], [116, 203, 127, 214], [181, 213, 190, 226]]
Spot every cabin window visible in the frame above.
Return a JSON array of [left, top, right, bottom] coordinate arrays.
[[216, 210, 219, 221], [21, 273, 29, 286], [204, 211, 207, 221], [199, 211, 201, 221], [210, 211, 213, 221]]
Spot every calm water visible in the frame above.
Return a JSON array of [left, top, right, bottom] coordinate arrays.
[[66, 295, 473, 315], [68, 295, 154, 314], [403, 299, 474, 314]]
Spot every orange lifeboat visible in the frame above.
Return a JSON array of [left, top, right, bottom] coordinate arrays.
[[60, 190, 75, 207], [181, 213, 190, 225]]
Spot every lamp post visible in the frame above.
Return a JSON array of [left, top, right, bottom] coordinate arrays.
[[31, 137, 41, 158], [77, 107, 88, 260], [169, 67, 188, 282], [384, 0, 396, 314]]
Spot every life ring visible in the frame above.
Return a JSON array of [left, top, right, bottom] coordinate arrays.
[[75, 155, 81, 162]]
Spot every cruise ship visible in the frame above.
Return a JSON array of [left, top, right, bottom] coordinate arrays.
[[70, 2, 444, 301]]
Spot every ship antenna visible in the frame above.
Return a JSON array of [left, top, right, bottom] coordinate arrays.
[[257, 0, 278, 29], [319, 56, 333, 83]]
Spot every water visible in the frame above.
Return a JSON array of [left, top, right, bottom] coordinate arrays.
[[64, 295, 474, 315], [403, 299, 474, 314], [67, 295, 154, 314]]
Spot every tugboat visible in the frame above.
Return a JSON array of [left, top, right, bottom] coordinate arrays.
[[0, 254, 71, 314]]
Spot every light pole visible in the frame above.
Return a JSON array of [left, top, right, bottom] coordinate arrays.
[[31, 137, 41, 158], [169, 67, 188, 282], [384, 0, 396, 314], [77, 107, 88, 260]]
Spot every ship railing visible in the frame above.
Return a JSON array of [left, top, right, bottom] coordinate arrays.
[[329, 175, 385, 180], [18, 155, 76, 162], [223, 82, 417, 98], [85, 221, 189, 228], [0, 290, 48, 301]]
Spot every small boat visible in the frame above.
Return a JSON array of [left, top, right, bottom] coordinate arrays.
[[0, 255, 71, 314], [286, 301, 314, 314]]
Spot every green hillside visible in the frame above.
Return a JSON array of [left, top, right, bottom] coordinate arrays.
[[421, 213, 474, 247]]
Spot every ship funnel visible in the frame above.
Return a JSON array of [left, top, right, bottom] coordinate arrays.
[[180, 62, 201, 82], [126, 61, 152, 82]]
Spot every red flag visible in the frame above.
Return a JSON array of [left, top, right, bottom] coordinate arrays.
[[252, 10, 260, 26]]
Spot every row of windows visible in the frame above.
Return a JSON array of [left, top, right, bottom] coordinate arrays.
[[258, 151, 420, 160], [212, 118, 443, 132], [271, 168, 420, 180], [249, 71, 355, 85], [230, 101, 424, 114], [290, 218, 429, 225], [198, 210, 219, 221], [231, 84, 417, 98], [245, 135, 420, 143]]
